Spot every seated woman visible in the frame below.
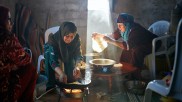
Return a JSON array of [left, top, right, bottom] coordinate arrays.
[[44, 21, 84, 90], [92, 13, 160, 79], [0, 6, 37, 102]]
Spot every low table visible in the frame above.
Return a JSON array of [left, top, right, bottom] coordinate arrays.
[[93, 62, 137, 93]]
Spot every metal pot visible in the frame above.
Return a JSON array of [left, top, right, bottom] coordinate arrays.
[[56, 80, 91, 90], [89, 59, 116, 73]]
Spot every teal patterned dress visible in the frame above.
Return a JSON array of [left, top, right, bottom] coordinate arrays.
[[44, 34, 83, 88]]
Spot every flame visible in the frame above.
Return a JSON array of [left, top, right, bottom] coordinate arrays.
[[64, 88, 82, 93]]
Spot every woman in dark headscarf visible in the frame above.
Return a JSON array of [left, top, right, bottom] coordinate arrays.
[[92, 13, 159, 79], [0, 5, 37, 102], [44, 21, 83, 90]]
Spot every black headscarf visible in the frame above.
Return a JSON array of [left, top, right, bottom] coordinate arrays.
[[47, 21, 81, 63], [0, 6, 12, 43], [116, 13, 134, 41]]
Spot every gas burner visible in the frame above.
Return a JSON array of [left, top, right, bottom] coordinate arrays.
[[62, 88, 89, 99], [56, 80, 90, 102]]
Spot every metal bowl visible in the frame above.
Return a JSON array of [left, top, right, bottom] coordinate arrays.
[[89, 58, 116, 66], [124, 80, 147, 95], [89, 59, 116, 73]]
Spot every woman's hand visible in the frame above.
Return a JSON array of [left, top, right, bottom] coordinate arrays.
[[92, 32, 105, 39], [59, 73, 67, 83], [73, 67, 81, 79], [55, 67, 67, 83]]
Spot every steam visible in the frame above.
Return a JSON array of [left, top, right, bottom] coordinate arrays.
[[84, 0, 115, 84]]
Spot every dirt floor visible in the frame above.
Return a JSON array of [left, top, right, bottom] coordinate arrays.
[[34, 69, 162, 102]]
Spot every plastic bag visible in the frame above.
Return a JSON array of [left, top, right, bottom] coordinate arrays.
[[92, 37, 108, 53]]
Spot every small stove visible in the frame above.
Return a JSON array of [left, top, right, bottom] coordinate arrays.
[[61, 87, 89, 102], [56, 80, 90, 102]]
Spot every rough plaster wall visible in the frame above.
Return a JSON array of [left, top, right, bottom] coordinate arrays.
[[114, 0, 177, 28], [0, 0, 18, 20], [0, 0, 178, 62]]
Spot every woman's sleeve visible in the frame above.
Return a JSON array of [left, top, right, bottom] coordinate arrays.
[[45, 45, 60, 70], [6, 35, 31, 66], [128, 26, 153, 49], [74, 38, 83, 64], [127, 30, 139, 49]]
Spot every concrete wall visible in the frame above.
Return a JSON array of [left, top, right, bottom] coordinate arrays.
[[0, 0, 177, 62], [114, 0, 177, 27]]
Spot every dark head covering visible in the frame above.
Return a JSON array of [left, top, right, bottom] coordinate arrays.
[[117, 13, 134, 23], [0, 6, 12, 43], [116, 13, 134, 41], [59, 21, 77, 38], [48, 21, 81, 62], [0, 6, 9, 28]]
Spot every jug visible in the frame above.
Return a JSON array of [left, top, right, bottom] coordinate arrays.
[[92, 37, 108, 53]]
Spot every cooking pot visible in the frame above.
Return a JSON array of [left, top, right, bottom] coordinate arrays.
[[89, 58, 116, 73], [56, 79, 91, 89]]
